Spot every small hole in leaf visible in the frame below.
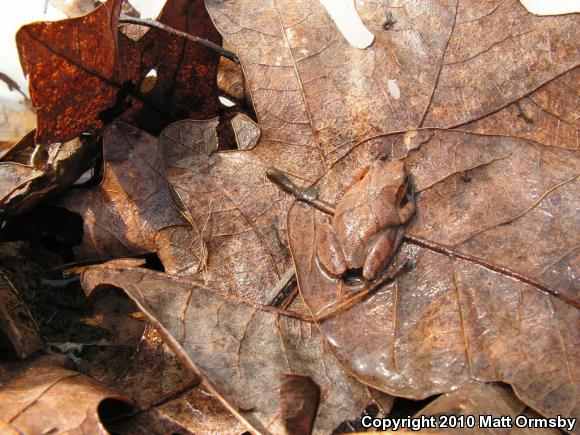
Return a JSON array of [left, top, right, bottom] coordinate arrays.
[[140, 68, 158, 94], [219, 95, 236, 107]]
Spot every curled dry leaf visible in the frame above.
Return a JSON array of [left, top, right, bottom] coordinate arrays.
[[0, 268, 44, 358], [81, 265, 370, 434], [0, 365, 132, 433], [17, 0, 222, 145], [0, 131, 98, 218], [459, 68, 579, 150], [57, 122, 205, 275], [288, 129, 579, 420], [206, 0, 579, 171]]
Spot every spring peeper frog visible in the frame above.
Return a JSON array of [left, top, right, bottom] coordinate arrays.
[[315, 159, 415, 281]]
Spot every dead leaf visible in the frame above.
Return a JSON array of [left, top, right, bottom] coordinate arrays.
[[57, 122, 205, 275], [0, 365, 132, 433], [459, 68, 579, 150], [80, 325, 197, 408], [205, 0, 579, 173], [17, 0, 223, 145], [81, 264, 371, 434], [232, 113, 261, 150], [288, 129, 579, 420], [0, 131, 98, 218], [162, 0, 579, 307]]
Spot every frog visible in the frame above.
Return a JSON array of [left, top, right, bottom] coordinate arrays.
[[315, 159, 415, 281]]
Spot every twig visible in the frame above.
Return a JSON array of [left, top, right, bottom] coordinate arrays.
[[266, 268, 298, 308], [118, 15, 239, 63], [0, 72, 29, 101], [267, 166, 579, 310]]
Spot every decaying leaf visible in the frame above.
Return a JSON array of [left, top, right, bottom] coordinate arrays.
[[0, 365, 132, 433], [81, 264, 370, 434], [17, 0, 222, 145], [0, 131, 98, 217], [58, 122, 205, 275], [163, 121, 292, 303], [0, 268, 44, 358], [80, 325, 197, 408], [162, 0, 579, 308], [288, 129, 579, 420], [159, 118, 220, 165]]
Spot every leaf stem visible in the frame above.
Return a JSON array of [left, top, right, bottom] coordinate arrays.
[[118, 15, 240, 64]]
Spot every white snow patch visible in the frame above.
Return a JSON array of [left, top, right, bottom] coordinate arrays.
[[319, 0, 374, 49]]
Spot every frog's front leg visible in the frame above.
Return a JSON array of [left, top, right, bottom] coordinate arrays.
[[362, 228, 397, 280], [315, 222, 347, 277], [398, 199, 416, 224]]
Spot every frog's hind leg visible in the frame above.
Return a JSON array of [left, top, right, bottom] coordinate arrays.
[[362, 228, 397, 280], [315, 223, 347, 277]]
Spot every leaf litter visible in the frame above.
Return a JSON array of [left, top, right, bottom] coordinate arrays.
[[0, 0, 578, 432]]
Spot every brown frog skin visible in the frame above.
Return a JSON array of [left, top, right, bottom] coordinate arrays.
[[315, 159, 415, 281]]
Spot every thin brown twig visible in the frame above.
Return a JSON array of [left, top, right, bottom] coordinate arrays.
[[118, 15, 239, 63]]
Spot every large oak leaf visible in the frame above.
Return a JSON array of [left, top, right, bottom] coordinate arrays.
[[205, 0, 579, 175], [288, 129, 579, 420]]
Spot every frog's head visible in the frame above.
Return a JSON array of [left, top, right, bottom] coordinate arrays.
[[373, 159, 411, 207]]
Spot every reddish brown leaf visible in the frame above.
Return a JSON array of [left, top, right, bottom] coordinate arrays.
[[57, 122, 205, 274], [17, 0, 222, 145], [0, 365, 132, 433], [288, 129, 579, 420], [81, 264, 370, 434]]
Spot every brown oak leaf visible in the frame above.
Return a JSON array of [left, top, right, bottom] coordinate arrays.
[[288, 129, 579, 420]]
